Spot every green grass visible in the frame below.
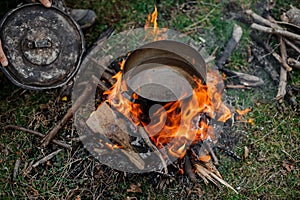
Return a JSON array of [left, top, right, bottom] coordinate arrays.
[[1, 0, 300, 199]]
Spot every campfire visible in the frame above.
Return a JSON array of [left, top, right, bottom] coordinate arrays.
[[83, 7, 237, 193]]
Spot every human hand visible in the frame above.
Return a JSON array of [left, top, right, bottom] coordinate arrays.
[[0, 40, 8, 67], [39, 0, 52, 7], [0, 0, 53, 67]]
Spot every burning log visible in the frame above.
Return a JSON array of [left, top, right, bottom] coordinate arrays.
[[87, 102, 156, 170]]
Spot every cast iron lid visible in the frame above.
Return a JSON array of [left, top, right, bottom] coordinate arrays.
[[0, 3, 85, 90]]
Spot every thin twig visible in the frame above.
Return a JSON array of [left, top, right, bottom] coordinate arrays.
[[4, 125, 71, 150], [41, 83, 94, 147], [245, 9, 281, 29], [13, 158, 21, 181], [203, 141, 219, 165], [251, 23, 300, 41], [32, 149, 63, 168], [225, 84, 250, 89], [284, 39, 300, 54]]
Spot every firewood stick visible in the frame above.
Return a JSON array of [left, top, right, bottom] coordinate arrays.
[[287, 58, 300, 70], [245, 9, 281, 29], [32, 149, 62, 168], [203, 141, 219, 166], [195, 163, 238, 194], [251, 23, 300, 41], [284, 39, 300, 54], [87, 102, 146, 170], [5, 125, 71, 150], [138, 127, 168, 174], [276, 37, 288, 101], [184, 154, 197, 183], [41, 83, 93, 147], [120, 149, 145, 170], [217, 24, 243, 68], [225, 84, 250, 89]]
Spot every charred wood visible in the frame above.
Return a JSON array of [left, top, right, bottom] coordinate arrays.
[[217, 24, 243, 69]]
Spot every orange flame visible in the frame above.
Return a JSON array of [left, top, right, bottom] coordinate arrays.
[[103, 60, 143, 126], [104, 66, 232, 159], [144, 6, 167, 41], [145, 6, 158, 30]]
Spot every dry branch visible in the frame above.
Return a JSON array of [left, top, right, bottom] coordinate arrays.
[[284, 39, 300, 54], [245, 9, 281, 29], [5, 125, 71, 150], [41, 83, 94, 148], [276, 37, 288, 101], [203, 141, 219, 166], [222, 68, 264, 87], [250, 23, 300, 41], [32, 149, 62, 168], [250, 35, 280, 83], [225, 84, 250, 89], [138, 126, 168, 174]]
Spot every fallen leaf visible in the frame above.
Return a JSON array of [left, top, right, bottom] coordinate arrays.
[[127, 183, 142, 193], [236, 108, 251, 115], [282, 160, 295, 172], [75, 195, 81, 200]]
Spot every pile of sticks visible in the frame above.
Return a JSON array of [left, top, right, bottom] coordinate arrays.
[[246, 6, 300, 103]]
